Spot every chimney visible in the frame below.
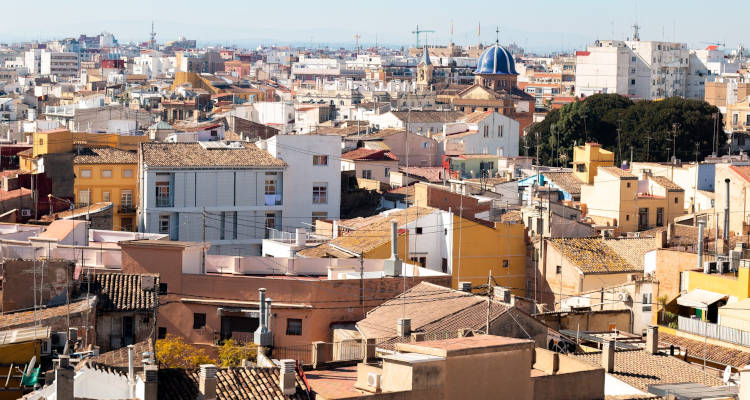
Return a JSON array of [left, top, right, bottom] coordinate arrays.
[[459, 281, 472, 292], [332, 220, 339, 239], [397, 318, 411, 337], [279, 359, 296, 396], [645, 326, 659, 354], [725, 178, 731, 243], [698, 221, 706, 272], [254, 288, 272, 346], [295, 228, 306, 246], [601, 340, 615, 373], [199, 364, 217, 400], [384, 220, 402, 276], [128, 344, 134, 382], [142, 365, 158, 400], [55, 355, 74, 400]]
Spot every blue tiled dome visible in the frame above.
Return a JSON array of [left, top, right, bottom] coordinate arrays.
[[475, 44, 517, 75]]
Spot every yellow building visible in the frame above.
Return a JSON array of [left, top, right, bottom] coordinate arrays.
[[299, 206, 527, 294], [580, 167, 685, 233], [572, 142, 614, 184], [73, 147, 138, 231], [726, 96, 750, 132]]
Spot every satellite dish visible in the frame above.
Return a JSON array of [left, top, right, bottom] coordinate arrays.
[[723, 365, 732, 383], [24, 356, 36, 377]]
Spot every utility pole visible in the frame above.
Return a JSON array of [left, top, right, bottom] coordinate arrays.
[[486, 269, 493, 334], [202, 207, 207, 274]]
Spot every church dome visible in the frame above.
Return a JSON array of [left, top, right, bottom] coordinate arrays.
[[475, 43, 517, 75]]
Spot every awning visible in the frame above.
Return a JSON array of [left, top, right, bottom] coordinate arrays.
[[676, 289, 727, 309]]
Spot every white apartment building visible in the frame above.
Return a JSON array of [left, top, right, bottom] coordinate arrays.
[[575, 39, 689, 99], [686, 47, 740, 100], [24, 49, 42, 74], [442, 111, 520, 157], [138, 141, 287, 256], [264, 134, 342, 231], [40, 50, 79, 77]]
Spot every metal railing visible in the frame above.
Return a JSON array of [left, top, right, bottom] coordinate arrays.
[[677, 316, 750, 347], [271, 344, 312, 365], [266, 228, 329, 244], [119, 204, 136, 213], [155, 196, 172, 207]]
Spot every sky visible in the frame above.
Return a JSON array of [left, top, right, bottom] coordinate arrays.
[[1, 0, 748, 53]]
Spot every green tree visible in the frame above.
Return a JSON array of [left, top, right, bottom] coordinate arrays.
[[525, 94, 723, 166]]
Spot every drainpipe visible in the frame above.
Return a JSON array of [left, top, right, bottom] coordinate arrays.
[[698, 221, 706, 273], [725, 178, 731, 244]]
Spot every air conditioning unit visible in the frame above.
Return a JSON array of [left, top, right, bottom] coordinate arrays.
[[367, 372, 381, 390], [20, 209, 31, 217]]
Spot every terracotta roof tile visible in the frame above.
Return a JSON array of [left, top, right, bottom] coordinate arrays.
[[659, 332, 750, 368], [81, 272, 159, 312], [83, 339, 152, 369], [0, 298, 95, 330], [390, 110, 464, 124], [341, 148, 398, 161], [548, 237, 644, 274], [599, 166, 636, 179], [649, 176, 684, 192], [141, 142, 285, 168], [543, 171, 583, 195], [602, 237, 659, 270], [574, 350, 724, 392], [158, 367, 307, 400], [398, 166, 444, 183], [73, 147, 138, 164]]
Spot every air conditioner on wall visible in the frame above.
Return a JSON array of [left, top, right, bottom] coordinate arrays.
[[367, 372, 381, 390]]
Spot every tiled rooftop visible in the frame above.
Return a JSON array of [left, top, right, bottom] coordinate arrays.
[[548, 237, 645, 274], [341, 148, 398, 162], [0, 297, 95, 330], [543, 171, 583, 195], [83, 339, 153, 369], [648, 176, 684, 192], [575, 349, 724, 392], [158, 367, 308, 400], [140, 142, 286, 168], [73, 147, 138, 164], [599, 166, 637, 179], [81, 272, 159, 312], [659, 331, 750, 368]]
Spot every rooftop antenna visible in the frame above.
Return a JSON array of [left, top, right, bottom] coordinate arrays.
[[632, 23, 640, 41], [478, 21, 481, 46], [450, 20, 454, 44], [149, 21, 156, 49], [353, 33, 361, 54]]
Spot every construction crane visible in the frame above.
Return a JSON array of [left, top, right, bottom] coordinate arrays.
[[701, 41, 726, 47], [411, 25, 435, 48]]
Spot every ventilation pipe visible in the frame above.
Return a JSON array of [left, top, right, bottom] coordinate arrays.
[[199, 364, 217, 400], [279, 360, 296, 395], [295, 228, 306, 246], [601, 340, 615, 373], [254, 288, 272, 346], [698, 221, 706, 272], [384, 220, 402, 276], [725, 178, 731, 243]]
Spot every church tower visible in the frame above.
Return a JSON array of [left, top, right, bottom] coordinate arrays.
[[416, 45, 434, 90]]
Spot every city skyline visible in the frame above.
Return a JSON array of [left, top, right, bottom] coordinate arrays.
[[1, 0, 748, 52]]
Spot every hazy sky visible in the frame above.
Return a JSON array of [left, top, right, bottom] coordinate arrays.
[[1, 0, 748, 52]]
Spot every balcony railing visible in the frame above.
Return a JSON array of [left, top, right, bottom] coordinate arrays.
[[677, 316, 750, 347], [119, 205, 136, 214], [155, 196, 172, 207]]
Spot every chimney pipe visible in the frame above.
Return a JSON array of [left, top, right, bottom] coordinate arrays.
[[295, 228, 306, 246], [725, 178, 731, 242], [128, 344, 134, 383], [645, 326, 659, 355], [601, 340, 615, 373], [279, 359, 296, 396], [199, 364, 217, 400], [254, 288, 272, 346], [390, 220, 399, 260], [698, 221, 706, 272]]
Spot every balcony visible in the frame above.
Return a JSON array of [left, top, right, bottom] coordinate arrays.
[[155, 196, 172, 208], [119, 205, 136, 214]]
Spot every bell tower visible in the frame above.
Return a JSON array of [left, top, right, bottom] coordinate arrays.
[[417, 45, 434, 90]]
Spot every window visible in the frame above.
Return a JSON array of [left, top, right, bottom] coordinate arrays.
[[502, 260, 509, 268], [656, 207, 664, 227], [102, 191, 110, 202], [39, 138, 44, 146], [264, 212, 277, 235], [575, 164, 585, 172], [312, 212, 328, 223], [384, 167, 390, 177], [264, 177, 276, 195], [416, 227, 423, 235], [642, 293, 652, 311], [158, 283, 168, 295], [313, 183, 328, 204], [626, 182, 631, 188], [361, 170, 372, 179], [625, 214, 630, 221], [630, 79, 636, 85], [674, 197, 679, 204], [313, 155, 328, 165], [158, 214, 170, 234], [556, 265, 562, 274], [80, 169, 92, 178], [158, 327, 167, 339], [102, 169, 112, 178], [422, 142, 429, 149], [483, 126, 489, 138], [79, 190, 91, 205], [123, 169, 133, 178], [193, 313, 206, 329], [121, 190, 133, 207], [155, 182, 170, 207], [286, 318, 302, 335], [441, 258, 448, 273], [499, 125, 503, 137]]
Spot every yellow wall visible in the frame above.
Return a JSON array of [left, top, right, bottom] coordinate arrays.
[[32, 130, 73, 157], [363, 232, 410, 261], [74, 162, 138, 231], [687, 267, 750, 300], [453, 217, 527, 294], [573, 143, 614, 184]]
